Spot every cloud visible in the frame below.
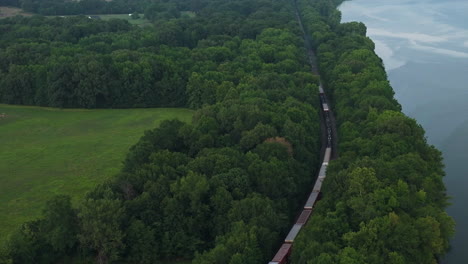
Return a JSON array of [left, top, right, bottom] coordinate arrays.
[[464, 41, 468, 48], [367, 28, 447, 44], [409, 40, 468, 58]]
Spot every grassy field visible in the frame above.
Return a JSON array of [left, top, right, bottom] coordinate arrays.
[[46, 14, 151, 26], [0, 7, 151, 26], [93, 14, 150, 26], [0, 104, 193, 243]]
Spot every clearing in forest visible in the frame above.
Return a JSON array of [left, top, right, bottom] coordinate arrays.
[[89, 14, 150, 25], [0, 104, 193, 244], [0, 6, 32, 18]]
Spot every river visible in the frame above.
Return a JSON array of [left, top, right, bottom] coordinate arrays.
[[339, 0, 468, 263]]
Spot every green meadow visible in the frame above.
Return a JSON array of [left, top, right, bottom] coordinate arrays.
[[95, 14, 150, 25], [41, 14, 150, 26], [0, 104, 192, 243]]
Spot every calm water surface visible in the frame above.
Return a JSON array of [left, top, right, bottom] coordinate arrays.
[[339, 0, 468, 263]]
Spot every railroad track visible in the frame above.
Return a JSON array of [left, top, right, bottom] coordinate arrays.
[[267, 2, 339, 263]]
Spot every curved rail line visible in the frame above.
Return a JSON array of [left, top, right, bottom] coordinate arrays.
[[267, 2, 339, 263]]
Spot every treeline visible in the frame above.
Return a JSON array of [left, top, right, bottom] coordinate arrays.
[[292, 0, 454, 263], [0, 0, 301, 108], [0, 15, 189, 108], [1, 0, 323, 264], [0, 0, 190, 16]]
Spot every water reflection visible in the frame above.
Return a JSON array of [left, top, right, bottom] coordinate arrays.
[[339, 1, 468, 262]]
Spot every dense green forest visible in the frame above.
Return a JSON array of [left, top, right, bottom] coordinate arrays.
[[0, 0, 312, 109], [1, 0, 323, 263], [291, 0, 454, 263], [0, 0, 454, 263], [0, 0, 192, 17]]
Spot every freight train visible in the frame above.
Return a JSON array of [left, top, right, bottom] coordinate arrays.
[[268, 83, 333, 264]]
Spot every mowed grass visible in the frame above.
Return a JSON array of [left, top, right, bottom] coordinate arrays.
[[42, 14, 150, 26], [0, 104, 193, 243], [96, 14, 150, 25]]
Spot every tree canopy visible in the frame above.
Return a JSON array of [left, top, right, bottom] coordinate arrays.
[[0, 0, 453, 263], [291, 1, 454, 263], [1, 0, 323, 263]]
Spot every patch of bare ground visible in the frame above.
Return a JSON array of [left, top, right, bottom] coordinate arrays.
[[265, 137, 294, 156], [0, 6, 33, 18]]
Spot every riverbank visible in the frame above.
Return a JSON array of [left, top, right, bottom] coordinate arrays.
[[339, 1, 468, 262]]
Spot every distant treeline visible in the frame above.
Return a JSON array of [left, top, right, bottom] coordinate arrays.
[[0, 0, 300, 108], [1, 0, 324, 264], [0, 0, 194, 17], [291, 0, 454, 263]]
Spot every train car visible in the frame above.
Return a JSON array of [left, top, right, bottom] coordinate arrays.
[[322, 102, 329, 112], [313, 175, 325, 192], [318, 163, 328, 177], [296, 209, 312, 225], [304, 190, 320, 209], [285, 224, 302, 243], [323, 147, 332, 164], [325, 113, 331, 124], [319, 94, 326, 105], [269, 78, 335, 264], [319, 84, 325, 94], [269, 243, 292, 264]]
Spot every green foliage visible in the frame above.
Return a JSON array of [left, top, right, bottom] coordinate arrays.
[[0, 1, 307, 109], [124, 220, 158, 264], [4, 0, 453, 263], [0, 16, 187, 108], [41, 195, 78, 253], [0, 104, 193, 244], [0, 0, 322, 262], [78, 197, 125, 264], [5, 195, 78, 264], [292, 0, 454, 263], [130, 12, 140, 20]]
